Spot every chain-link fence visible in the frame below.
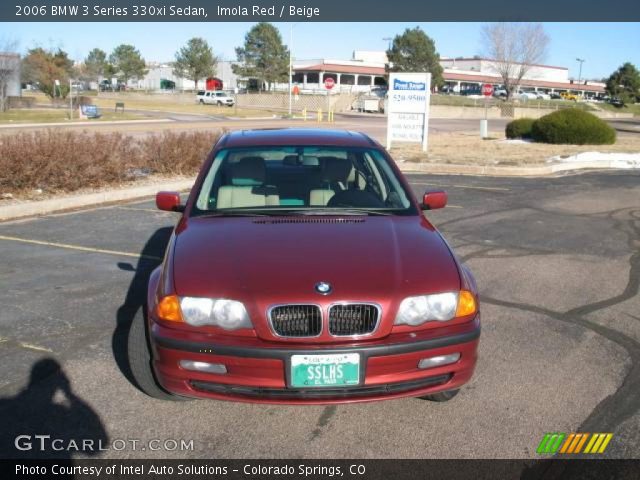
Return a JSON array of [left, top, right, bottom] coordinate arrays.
[[236, 92, 358, 113], [500, 102, 515, 118]]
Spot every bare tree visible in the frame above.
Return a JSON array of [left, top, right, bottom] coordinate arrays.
[[0, 40, 20, 112], [481, 23, 550, 100]]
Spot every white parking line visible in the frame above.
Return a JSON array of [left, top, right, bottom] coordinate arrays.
[[412, 182, 510, 192], [115, 206, 174, 214], [0, 234, 162, 261]]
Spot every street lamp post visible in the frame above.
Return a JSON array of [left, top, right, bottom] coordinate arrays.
[[288, 25, 292, 116], [576, 58, 585, 97], [288, 24, 298, 116]]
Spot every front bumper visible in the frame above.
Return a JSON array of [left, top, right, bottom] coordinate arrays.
[[150, 315, 480, 404]]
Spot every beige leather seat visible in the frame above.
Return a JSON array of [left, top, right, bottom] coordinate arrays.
[[309, 157, 352, 206], [217, 156, 279, 208]]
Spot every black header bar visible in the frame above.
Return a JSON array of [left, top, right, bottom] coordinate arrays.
[[3, 459, 640, 480], [3, 0, 640, 22]]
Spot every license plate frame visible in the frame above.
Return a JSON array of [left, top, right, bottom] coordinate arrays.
[[289, 353, 361, 388]]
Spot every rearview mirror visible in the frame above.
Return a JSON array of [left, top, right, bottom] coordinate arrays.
[[422, 190, 447, 210], [156, 191, 184, 212]]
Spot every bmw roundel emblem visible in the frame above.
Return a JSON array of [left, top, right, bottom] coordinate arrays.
[[315, 282, 332, 295]]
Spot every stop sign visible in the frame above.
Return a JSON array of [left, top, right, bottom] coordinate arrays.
[[324, 77, 335, 90], [482, 84, 494, 97]]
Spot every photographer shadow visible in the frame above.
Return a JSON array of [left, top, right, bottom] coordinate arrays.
[[113, 227, 173, 391], [0, 358, 108, 459]]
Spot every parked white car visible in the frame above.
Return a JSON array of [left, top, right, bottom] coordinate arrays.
[[493, 87, 508, 98], [196, 90, 235, 107], [536, 92, 551, 100], [518, 91, 538, 101]]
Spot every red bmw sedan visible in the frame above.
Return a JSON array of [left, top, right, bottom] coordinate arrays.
[[129, 128, 480, 404]]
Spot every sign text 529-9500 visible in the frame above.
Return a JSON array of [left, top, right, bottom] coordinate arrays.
[[392, 93, 428, 102]]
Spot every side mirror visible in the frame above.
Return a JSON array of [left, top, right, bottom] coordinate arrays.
[[156, 191, 184, 212], [422, 190, 447, 210]]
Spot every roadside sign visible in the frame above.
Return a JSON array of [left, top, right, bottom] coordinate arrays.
[[324, 77, 335, 90], [482, 84, 494, 97], [386, 72, 431, 152]]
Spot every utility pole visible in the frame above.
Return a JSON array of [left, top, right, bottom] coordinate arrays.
[[576, 58, 585, 97], [288, 24, 299, 116], [288, 24, 293, 116], [69, 79, 73, 120]]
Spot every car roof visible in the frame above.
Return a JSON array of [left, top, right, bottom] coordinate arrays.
[[218, 128, 379, 149]]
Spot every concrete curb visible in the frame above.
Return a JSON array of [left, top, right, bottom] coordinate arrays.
[[0, 179, 195, 222], [1, 160, 637, 221]]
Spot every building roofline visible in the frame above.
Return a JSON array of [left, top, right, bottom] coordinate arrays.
[[442, 57, 568, 71], [443, 71, 604, 91]]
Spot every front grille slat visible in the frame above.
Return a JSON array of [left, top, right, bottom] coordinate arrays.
[[329, 304, 379, 336], [270, 305, 321, 337]]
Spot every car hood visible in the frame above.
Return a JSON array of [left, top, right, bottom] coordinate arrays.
[[171, 215, 461, 340], [173, 215, 460, 299]]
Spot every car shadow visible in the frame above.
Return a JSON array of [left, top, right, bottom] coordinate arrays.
[[0, 358, 108, 460], [113, 227, 173, 391]]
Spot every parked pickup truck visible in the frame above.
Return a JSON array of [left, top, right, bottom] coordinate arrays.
[[196, 90, 235, 107]]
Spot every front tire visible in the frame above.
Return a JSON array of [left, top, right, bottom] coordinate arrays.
[[128, 308, 190, 401], [419, 388, 460, 402]]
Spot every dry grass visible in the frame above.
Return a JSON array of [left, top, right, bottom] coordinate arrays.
[[0, 130, 221, 196], [392, 131, 640, 166], [91, 94, 279, 118], [25, 91, 281, 118]]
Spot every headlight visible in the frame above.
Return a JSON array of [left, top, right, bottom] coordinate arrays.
[[394, 292, 459, 326], [160, 296, 251, 330]]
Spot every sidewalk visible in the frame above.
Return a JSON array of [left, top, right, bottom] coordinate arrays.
[[0, 118, 173, 129]]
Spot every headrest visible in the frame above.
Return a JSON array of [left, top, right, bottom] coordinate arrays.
[[229, 156, 266, 186], [302, 155, 320, 166], [282, 155, 299, 166], [320, 157, 351, 183]]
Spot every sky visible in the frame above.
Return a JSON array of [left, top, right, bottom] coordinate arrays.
[[1, 22, 639, 80]]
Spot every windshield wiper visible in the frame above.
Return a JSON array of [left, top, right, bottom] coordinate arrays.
[[196, 210, 274, 218], [196, 207, 396, 217], [299, 208, 393, 216]]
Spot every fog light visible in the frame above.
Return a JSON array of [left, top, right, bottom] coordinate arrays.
[[418, 353, 460, 369], [179, 360, 227, 374]]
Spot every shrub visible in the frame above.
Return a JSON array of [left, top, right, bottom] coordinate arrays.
[[505, 118, 535, 139], [0, 130, 221, 194], [531, 109, 616, 145]]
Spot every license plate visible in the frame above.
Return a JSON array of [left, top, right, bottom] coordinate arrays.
[[290, 353, 360, 388]]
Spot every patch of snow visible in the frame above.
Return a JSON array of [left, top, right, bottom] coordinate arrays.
[[547, 152, 640, 169], [499, 138, 533, 144]]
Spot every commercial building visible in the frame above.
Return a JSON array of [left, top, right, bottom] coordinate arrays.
[[125, 60, 242, 91], [115, 51, 605, 98], [440, 57, 605, 97], [290, 52, 605, 97]]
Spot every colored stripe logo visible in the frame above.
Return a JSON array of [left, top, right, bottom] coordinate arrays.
[[537, 433, 613, 454]]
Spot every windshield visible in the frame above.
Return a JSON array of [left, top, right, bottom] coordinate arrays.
[[192, 146, 416, 216]]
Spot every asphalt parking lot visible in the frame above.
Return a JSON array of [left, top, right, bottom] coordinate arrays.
[[0, 171, 638, 459]]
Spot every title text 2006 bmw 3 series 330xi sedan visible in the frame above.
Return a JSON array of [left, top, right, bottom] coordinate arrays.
[[128, 128, 480, 404]]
